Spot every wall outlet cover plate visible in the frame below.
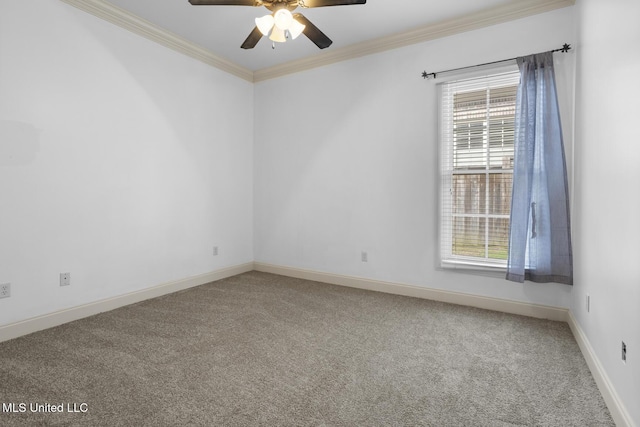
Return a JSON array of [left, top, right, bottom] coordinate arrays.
[[0, 283, 10, 298]]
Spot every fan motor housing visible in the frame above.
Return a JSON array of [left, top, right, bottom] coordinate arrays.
[[262, 0, 300, 12]]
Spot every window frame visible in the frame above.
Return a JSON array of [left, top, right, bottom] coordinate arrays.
[[438, 67, 520, 272]]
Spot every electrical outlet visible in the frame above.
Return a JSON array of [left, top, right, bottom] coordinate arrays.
[[60, 272, 71, 287], [622, 341, 627, 363], [361, 251, 368, 262], [586, 294, 590, 313], [0, 283, 10, 299], [213, 246, 219, 256]]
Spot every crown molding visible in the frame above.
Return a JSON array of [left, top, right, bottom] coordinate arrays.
[[253, 0, 575, 82], [59, 0, 254, 82], [60, 0, 574, 83]]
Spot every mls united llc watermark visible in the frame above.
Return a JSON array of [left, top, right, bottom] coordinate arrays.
[[2, 402, 88, 413]]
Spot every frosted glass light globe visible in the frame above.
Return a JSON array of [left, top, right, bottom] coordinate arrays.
[[255, 14, 274, 36], [274, 9, 293, 30]]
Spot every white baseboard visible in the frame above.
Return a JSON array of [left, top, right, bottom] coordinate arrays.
[[0, 262, 254, 344], [253, 262, 569, 322], [567, 312, 635, 427]]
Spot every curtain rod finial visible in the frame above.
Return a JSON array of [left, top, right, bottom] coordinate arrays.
[[561, 43, 571, 52]]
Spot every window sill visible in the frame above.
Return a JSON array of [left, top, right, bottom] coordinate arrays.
[[441, 258, 507, 276]]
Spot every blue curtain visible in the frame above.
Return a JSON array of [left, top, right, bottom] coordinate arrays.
[[506, 52, 573, 285]]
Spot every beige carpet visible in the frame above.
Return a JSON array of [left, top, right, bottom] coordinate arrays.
[[0, 271, 613, 426]]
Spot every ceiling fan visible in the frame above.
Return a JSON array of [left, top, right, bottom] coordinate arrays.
[[188, 0, 367, 50]]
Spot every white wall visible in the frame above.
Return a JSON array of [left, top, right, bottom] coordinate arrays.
[[573, 0, 640, 424], [0, 1, 254, 326], [254, 7, 576, 308], [0, 1, 636, 423]]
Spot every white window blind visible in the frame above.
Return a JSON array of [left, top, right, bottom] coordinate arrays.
[[439, 70, 520, 269]]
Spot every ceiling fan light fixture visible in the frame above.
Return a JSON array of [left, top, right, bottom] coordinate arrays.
[[269, 26, 287, 43], [191, 0, 367, 50], [255, 14, 274, 36], [288, 18, 305, 39]]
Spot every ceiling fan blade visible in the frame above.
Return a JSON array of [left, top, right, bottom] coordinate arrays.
[[293, 13, 332, 49], [241, 26, 263, 49], [188, 0, 257, 5], [298, 0, 366, 7]]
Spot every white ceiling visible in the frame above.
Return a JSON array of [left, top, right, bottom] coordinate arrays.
[[99, 0, 548, 73]]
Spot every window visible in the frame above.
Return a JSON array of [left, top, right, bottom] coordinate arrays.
[[439, 70, 520, 269]]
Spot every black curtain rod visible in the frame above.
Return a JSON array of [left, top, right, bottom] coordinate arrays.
[[421, 43, 571, 79]]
